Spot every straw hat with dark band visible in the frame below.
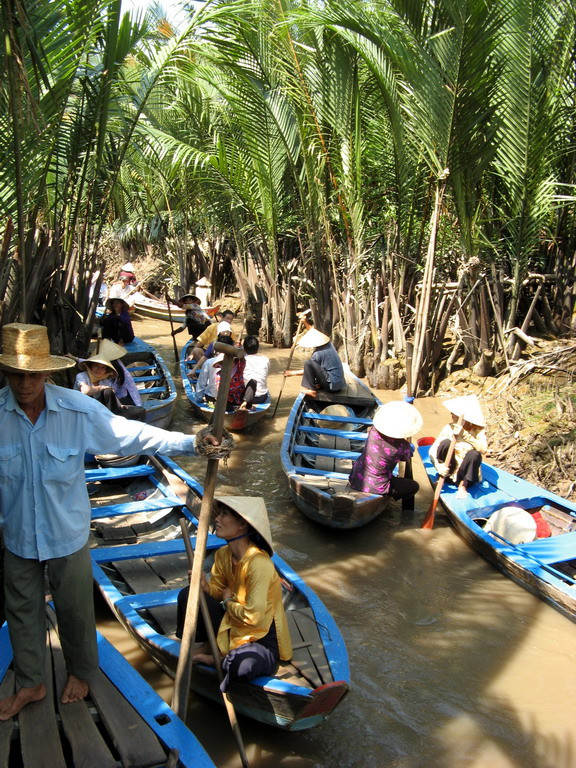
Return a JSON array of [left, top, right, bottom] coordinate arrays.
[[0, 324, 76, 373], [214, 496, 274, 555]]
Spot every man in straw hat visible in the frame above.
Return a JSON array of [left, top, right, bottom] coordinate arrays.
[[284, 317, 345, 397], [0, 323, 220, 719], [176, 496, 292, 690], [349, 401, 423, 501], [428, 394, 487, 498]]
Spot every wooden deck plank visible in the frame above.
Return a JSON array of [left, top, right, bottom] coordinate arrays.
[[0, 671, 14, 768], [286, 611, 323, 688], [291, 608, 331, 684], [89, 667, 167, 768], [115, 560, 177, 634], [49, 625, 117, 768], [19, 631, 67, 768]]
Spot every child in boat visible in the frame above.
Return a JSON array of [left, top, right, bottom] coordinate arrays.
[[428, 395, 487, 498], [239, 335, 270, 410], [284, 318, 345, 397], [176, 496, 292, 690], [171, 294, 212, 340], [348, 401, 423, 501]]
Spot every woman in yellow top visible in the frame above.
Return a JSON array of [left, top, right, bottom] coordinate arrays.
[[429, 395, 487, 499], [176, 496, 292, 690]]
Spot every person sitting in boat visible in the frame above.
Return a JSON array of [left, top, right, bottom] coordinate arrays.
[[284, 317, 345, 397], [100, 297, 135, 345], [176, 496, 292, 691], [428, 395, 487, 499], [239, 335, 270, 411], [171, 294, 212, 340], [74, 340, 144, 419], [195, 334, 235, 404], [348, 401, 423, 501], [188, 310, 236, 366]]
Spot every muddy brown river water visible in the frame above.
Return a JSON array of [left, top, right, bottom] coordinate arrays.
[[97, 316, 576, 768]]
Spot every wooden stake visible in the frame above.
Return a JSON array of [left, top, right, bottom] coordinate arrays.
[[165, 290, 180, 363]]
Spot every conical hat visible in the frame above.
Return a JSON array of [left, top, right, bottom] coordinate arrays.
[[78, 341, 125, 374], [372, 401, 423, 439], [484, 506, 537, 544], [442, 395, 485, 427], [121, 262, 135, 273], [297, 328, 330, 348], [0, 324, 75, 373], [214, 496, 273, 555]]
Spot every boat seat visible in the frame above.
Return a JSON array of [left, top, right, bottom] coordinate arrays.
[[303, 410, 372, 426], [298, 425, 368, 441], [132, 374, 163, 383], [85, 465, 156, 482], [314, 433, 356, 473], [91, 494, 182, 520], [137, 386, 166, 395]]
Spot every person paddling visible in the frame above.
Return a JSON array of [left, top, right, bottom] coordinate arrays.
[[428, 395, 487, 499]]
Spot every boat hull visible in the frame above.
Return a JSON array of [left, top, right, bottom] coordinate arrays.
[[281, 371, 388, 528], [417, 439, 576, 622], [133, 295, 220, 323], [122, 337, 176, 429]]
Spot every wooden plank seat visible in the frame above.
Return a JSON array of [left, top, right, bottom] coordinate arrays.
[[302, 410, 373, 426], [91, 494, 182, 520], [312, 390, 375, 406], [138, 386, 167, 396], [132, 374, 163, 384], [292, 444, 362, 462], [297, 425, 368, 441], [85, 465, 157, 482]]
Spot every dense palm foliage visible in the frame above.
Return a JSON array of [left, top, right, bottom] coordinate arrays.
[[1, 0, 575, 388]]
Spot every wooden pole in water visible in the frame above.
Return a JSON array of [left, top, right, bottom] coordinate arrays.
[[165, 290, 180, 363], [421, 414, 464, 529], [172, 342, 248, 767]]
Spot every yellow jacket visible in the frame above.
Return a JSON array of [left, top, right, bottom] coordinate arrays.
[[206, 543, 293, 660]]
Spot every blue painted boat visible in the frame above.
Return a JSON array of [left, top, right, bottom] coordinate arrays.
[[120, 337, 177, 429], [280, 369, 388, 529], [88, 454, 350, 730], [0, 614, 214, 767], [179, 339, 271, 431], [417, 437, 576, 622]]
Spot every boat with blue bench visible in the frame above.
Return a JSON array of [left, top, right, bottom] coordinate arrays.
[[179, 339, 271, 431], [417, 437, 576, 622], [281, 369, 388, 529], [120, 338, 176, 429], [0, 609, 214, 767], [87, 454, 350, 730]]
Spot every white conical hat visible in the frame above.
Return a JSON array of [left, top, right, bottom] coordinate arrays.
[[297, 328, 330, 348], [121, 262, 135, 273], [442, 395, 485, 427], [373, 401, 423, 439], [484, 506, 537, 544], [214, 496, 273, 555]]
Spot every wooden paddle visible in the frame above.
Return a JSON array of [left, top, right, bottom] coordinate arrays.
[[401, 342, 415, 511], [271, 310, 310, 418], [421, 414, 464, 529], [172, 342, 248, 763], [178, 518, 250, 768], [165, 290, 180, 363]]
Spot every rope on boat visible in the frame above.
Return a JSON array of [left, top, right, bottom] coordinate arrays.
[[194, 425, 235, 464]]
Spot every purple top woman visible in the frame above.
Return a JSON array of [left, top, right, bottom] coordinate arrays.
[[349, 401, 423, 501]]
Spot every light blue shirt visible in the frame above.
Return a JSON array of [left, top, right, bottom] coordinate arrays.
[[0, 383, 197, 561]]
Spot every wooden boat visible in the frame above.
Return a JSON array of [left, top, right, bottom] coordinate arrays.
[[280, 368, 388, 529], [179, 339, 271, 431], [132, 294, 220, 323], [417, 437, 576, 622], [87, 454, 350, 730], [0, 610, 214, 767], [120, 337, 177, 429]]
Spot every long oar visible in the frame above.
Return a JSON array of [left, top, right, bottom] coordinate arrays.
[[421, 415, 464, 529], [178, 518, 250, 767], [172, 342, 248, 758], [165, 290, 179, 363], [402, 342, 415, 511], [271, 312, 308, 418]]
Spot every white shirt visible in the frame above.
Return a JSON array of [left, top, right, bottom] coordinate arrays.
[[243, 353, 269, 397], [195, 355, 222, 400]]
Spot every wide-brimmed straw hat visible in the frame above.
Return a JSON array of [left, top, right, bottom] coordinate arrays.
[[372, 401, 423, 439], [0, 323, 76, 373], [214, 496, 274, 555], [442, 394, 485, 427], [78, 339, 126, 373], [105, 296, 130, 312], [297, 328, 330, 348]]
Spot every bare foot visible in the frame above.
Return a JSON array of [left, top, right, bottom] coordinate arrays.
[[301, 388, 318, 398], [0, 683, 46, 720], [192, 652, 215, 666], [61, 674, 89, 704]]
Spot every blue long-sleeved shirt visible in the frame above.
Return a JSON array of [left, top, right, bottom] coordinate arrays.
[[0, 383, 197, 560]]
